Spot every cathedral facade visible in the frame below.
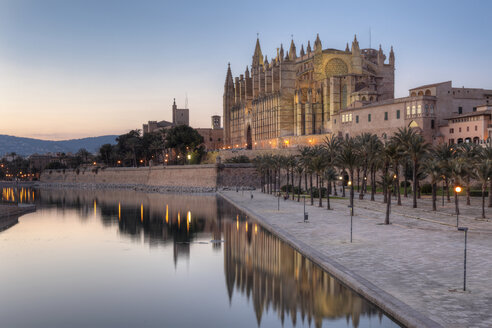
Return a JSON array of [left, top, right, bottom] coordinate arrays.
[[223, 35, 395, 149]]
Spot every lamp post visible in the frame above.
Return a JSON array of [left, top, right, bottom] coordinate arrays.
[[455, 186, 462, 228], [457, 227, 468, 291]]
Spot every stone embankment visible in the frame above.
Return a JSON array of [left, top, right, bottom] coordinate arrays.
[[219, 191, 492, 328], [40, 163, 259, 192]]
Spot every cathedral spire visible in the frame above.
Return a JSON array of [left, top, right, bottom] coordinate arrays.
[[351, 34, 360, 56], [289, 39, 296, 60], [389, 46, 395, 66], [279, 44, 284, 61], [300, 44, 305, 57], [345, 42, 350, 52], [245, 65, 250, 78], [377, 44, 384, 65], [252, 37, 263, 68], [225, 63, 233, 86], [314, 33, 322, 52], [307, 40, 312, 54]]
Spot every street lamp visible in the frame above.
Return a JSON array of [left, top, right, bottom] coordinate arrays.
[[457, 227, 468, 291], [455, 186, 462, 227]]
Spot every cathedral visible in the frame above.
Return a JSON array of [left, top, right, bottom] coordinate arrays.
[[223, 35, 395, 149]]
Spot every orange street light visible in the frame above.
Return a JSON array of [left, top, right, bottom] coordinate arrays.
[[455, 186, 462, 193]]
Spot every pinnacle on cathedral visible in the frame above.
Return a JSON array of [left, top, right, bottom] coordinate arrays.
[[306, 40, 311, 54], [345, 42, 350, 52], [252, 37, 263, 67], [289, 39, 296, 60], [389, 46, 395, 66], [314, 33, 322, 51], [225, 63, 233, 86], [279, 44, 284, 60], [300, 44, 305, 57], [351, 34, 360, 55]]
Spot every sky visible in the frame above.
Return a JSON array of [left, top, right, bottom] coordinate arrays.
[[1, 0, 491, 140]]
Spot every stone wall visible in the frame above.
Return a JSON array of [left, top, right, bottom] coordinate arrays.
[[40, 164, 259, 190]]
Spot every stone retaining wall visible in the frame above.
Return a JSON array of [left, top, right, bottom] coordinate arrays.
[[40, 164, 260, 190]]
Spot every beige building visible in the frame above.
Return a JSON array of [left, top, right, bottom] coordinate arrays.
[[223, 36, 492, 148], [441, 105, 492, 145]]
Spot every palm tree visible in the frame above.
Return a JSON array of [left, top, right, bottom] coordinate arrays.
[[457, 143, 481, 205], [426, 159, 442, 211], [449, 157, 468, 216], [337, 136, 359, 212], [475, 159, 492, 219], [381, 173, 395, 224], [393, 127, 417, 198], [294, 156, 304, 202], [406, 133, 430, 208], [434, 143, 455, 202], [482, 144, 492, 207], [324, 167, 337, 210], [311, 148, 327, 207]]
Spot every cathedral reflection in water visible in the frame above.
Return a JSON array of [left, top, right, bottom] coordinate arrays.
[[12, 187, 395, 328]]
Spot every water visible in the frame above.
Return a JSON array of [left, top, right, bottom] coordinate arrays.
[[0, 187, 400, 328]]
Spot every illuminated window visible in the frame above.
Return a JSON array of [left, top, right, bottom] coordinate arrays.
[[412, 106, 416, 115], [406, 106, 411, 116], [349, 113, 352, 122], [417, 105, 422, 114]]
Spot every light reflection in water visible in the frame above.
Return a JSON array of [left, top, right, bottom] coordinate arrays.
[[0, 188, 400, 328]]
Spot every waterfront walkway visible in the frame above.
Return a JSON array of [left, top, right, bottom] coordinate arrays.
[[220, 190, 492, 328]]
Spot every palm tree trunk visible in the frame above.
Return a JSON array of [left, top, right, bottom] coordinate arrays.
[[304, 173, 308, 193], [489, 179, 492, 207], [432, 183, 437, 211], [412, 160, 418, 208], [310, 174, 314, 205], [466, 183, 471, 206], [297, 173, 302, 202], [396, 175, 401, 205], [482, 184, 486, 218], [446, 179, 451, 202], [326, 179, 331, 210], [291, 167, 295, 200], [333, 181, 338, 196], [370, 168, 376, 201], [356, 168, 360, 192], [404, 162, 408, 198], [385, 186, 391, 224], [318, 176, 323, 207]]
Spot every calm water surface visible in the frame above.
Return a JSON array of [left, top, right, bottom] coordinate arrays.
[[0, 188, 400, 328]]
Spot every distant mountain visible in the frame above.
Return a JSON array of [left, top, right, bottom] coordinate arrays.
[[0, 134, 118, 157]]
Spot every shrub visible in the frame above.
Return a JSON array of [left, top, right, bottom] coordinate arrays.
[[225, 155, 250, 163], [420, 183, 433, 194], [281, 184, 301, 194], [311, 187, 327, 198], [400, 181, 411, 188], [470, 190, 489, 197]]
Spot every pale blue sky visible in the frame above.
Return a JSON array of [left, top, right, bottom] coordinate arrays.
[[1, 0, 491, 139]]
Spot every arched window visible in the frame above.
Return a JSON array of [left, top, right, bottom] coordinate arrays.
[[406, 106, 411, 116], [425, 89, 431, 96], [411, 92, 417, 97], [412, 106, 416, 115], [418, 91, 424, 96], [417, 105, 422, 114], [361, 96, 367, 101], [409, 120, 419, 128], [369, 96, 374, 101], [473, 137, 480, 144], [457, 138, 464, 144]]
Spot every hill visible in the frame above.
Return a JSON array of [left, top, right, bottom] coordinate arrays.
[[0, 135, 118, 157]]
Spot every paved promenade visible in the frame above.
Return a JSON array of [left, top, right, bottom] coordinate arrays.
[[220, 190, 492, 328]]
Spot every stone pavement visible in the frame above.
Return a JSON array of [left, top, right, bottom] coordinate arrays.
[[220, 190, 492, 328]]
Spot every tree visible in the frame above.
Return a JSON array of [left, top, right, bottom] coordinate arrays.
[[165, 125, 204, 164], [99, 144, 114, 165], [76, 148, 91, 164], [426, 159, 442, 211], [457, 143, 480, 205], [337, 136, 359, 213], [406, 133, 430, 208], [393, 127, 416, 198], [475, 159, 492, 219]]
